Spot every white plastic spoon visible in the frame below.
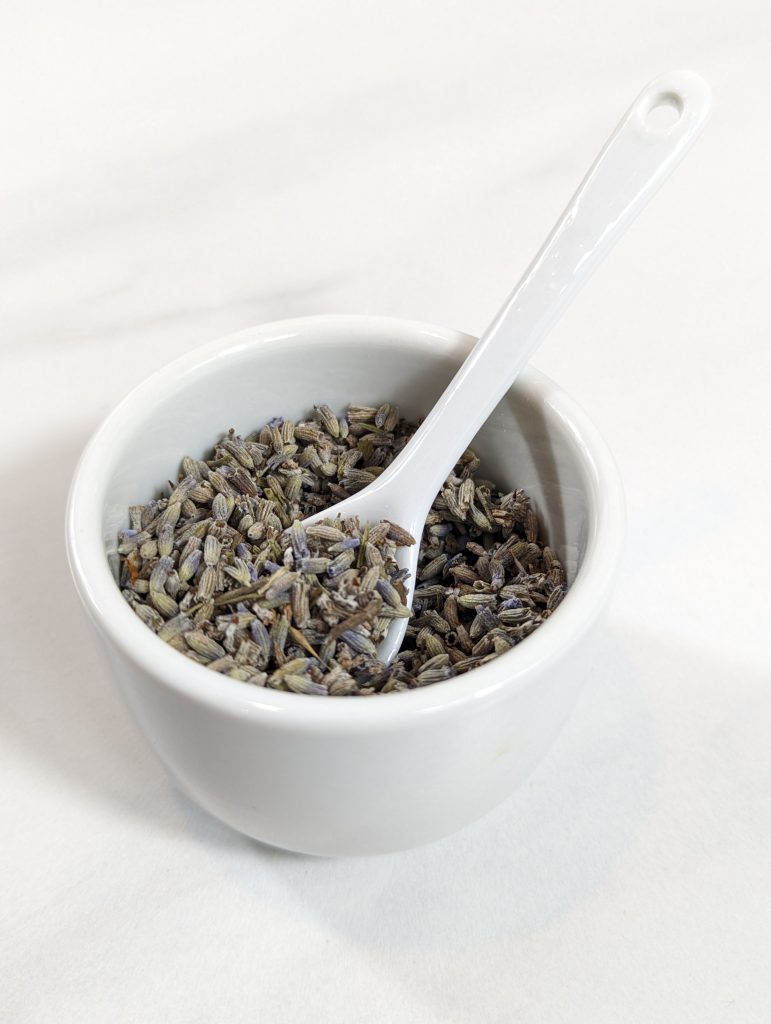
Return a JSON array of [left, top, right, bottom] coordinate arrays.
[[305, 70, 711, 661]]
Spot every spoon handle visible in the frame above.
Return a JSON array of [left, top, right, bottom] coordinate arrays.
[[391, 70, 711, 517]]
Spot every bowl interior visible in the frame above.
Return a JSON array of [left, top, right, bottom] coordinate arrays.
[[98, 318, 591, 587]]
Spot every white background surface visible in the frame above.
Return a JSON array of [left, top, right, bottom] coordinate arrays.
[[3, 2, 771, 1021]]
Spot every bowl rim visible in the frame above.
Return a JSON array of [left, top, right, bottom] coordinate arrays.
[[65, 314, 625, 731]]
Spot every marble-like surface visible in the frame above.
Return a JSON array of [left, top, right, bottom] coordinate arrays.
[[3, 2, 770, 1021]]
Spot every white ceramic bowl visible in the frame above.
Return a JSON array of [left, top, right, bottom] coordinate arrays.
[[66, 315, 624, 855]]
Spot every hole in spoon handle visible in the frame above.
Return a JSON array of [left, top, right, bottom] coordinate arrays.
[[631, 70, 712, 143]]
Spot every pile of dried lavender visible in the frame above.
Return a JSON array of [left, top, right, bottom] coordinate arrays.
[[118, 402, 567, 695]]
